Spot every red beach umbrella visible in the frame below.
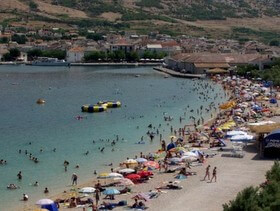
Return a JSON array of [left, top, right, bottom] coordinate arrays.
[[143, 161, 159, 169], [125, 174, 141, 181], [137, 171, 153, 178]]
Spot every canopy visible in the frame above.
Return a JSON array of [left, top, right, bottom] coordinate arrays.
[[124, 159, 137, 164], [125, 174, 141, 180], [108, 173, 123, 178], [116, 178, 134, 187], [119, 168, 135, 174], [36, 199, 54, 205], [264, 129, 280, 149], [270, 98, 277, 104], [226, 130, 247, 137], [143, 161, 159, 169], [136, 158, 147, 163], [41, 204, 58, 211], [167, 142, 176, 151], [249, 122, 280, 134], [79, 187, 96, 194], [230, 134, 254, 142], [103, 188, 120, 195]]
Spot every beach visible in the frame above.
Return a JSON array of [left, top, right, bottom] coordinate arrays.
[[1, 65, 278, 211]]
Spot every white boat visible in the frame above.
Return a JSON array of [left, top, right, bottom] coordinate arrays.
[[31, 57, 70, 66]]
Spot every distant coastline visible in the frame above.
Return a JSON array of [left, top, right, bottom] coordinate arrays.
[[0, 62, 161, 67]]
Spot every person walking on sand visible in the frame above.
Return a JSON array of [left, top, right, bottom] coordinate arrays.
[[210, 167, 217, 183], [71, 173, 78, 185], [203, 165, 210, 181], [95, 189, 100, 206]]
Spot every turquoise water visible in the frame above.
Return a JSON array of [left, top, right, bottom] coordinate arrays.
[[0, 65, 226, 210]]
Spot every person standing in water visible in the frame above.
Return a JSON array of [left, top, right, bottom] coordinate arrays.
[[71, 173, 78, 185], [17, 171, 22, 180]]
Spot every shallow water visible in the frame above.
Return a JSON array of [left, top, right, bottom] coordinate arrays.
[[0, 65, 226, 210]]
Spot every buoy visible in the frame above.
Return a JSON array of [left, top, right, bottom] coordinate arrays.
[[36, 98, 45, 104]]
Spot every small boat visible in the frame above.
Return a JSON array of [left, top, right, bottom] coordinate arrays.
[[31, 57, 69, 66]]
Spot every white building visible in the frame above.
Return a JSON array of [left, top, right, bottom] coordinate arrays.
[[66, 47, 85, 62]]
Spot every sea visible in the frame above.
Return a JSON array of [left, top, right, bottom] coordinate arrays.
[[0, 65, 227, 210]]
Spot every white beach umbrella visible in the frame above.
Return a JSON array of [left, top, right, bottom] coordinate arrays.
[[136, 158, 147, 163], [169, 157, 182, 163], [124, 159, 137, 164], [79, 187, 96, 194], [226, 130, 247, 137], [183, 151, 198, 158], [230, 134, 254, 141], [181, 156, 197, 162], [119, 168, 135, 174], [108, 173, 123, 178], [36, 199, 54, 205]]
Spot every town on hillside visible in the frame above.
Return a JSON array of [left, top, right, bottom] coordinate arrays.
[[0, 25, 280, 74]]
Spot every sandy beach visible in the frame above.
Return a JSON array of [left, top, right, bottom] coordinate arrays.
[[41, 141, 272, 211]]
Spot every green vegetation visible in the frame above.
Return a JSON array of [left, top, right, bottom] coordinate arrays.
[[231, 27, 280, 44], [0, 37, 9, 44], [11, 34, 27, 44], [2, 48, 20, 61], [29, 1, 38, 11], [270, 40, 280, 46], [86, 33, 104, 41], [136, 0, 163, 9], [27, 49, 66, 60], [236, 59, 280, 85], [223, 161, 280, 211], [84, 50, 166, 62]]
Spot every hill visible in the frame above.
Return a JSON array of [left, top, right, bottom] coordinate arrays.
[[0, 0, 280, 43]]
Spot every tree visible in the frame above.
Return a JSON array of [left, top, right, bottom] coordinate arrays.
[[86, 33, 104, 41], [0, 37, 8, 44], [29, 1, 38, 11], [9, 48, 20, 60], [270, 40, 280, 46], [12, 34, 27, 44], [126, 51, 139, 62], [41, 50, 66, 60], [27, 49, 43, 60]]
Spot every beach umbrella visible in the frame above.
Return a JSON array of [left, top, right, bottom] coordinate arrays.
[[108, 173, 123, 179], [125, 174, 141, 181], [136, 158, 147, 163], [181, 156, 197, 162], [183, 151, 198, 158], [36, 199, 54, 205], [230, 134, 254, 142], [124, 159, 138, 164], [170, 135, 177, 139], [103, 188, 120, 195], [137, 171, 153, 178], [116, 178, 134, 187], [144, 161, 159, 169], [226, 130, 247, 137], [79, 187, 96, 194], [119, 168, 135, 174], [175, 174, 187, 179], [97, 173, 110, 179], [270, 98, 277, 104], [169, 157, 182, 163]]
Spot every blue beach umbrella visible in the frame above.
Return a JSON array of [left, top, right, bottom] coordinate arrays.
[[103, 188, 120, 195], [175, 174, 187, 180], [36, 199, 58, 211], [270, 98, 277, 104]]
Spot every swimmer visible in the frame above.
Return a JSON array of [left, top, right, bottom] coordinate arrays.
[[34, 181, 39, 186], [44, 187, 49, 194]]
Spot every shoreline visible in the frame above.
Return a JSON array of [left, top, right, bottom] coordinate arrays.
[[153, 66, 206, 79]]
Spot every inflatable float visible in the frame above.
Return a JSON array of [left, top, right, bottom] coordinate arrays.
[[97, 101, 121, 108], [81, 104, 107, 113]]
